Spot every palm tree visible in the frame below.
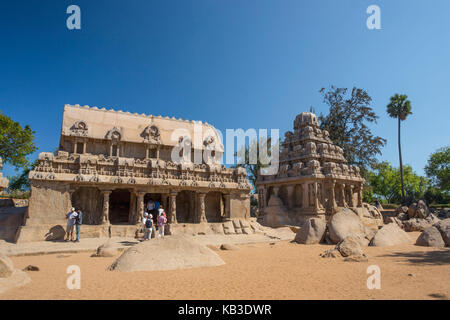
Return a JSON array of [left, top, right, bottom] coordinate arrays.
[[387, 94, 412, 203]]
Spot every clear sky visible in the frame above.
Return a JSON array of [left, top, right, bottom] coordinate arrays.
[[0, 0, 449, 178]]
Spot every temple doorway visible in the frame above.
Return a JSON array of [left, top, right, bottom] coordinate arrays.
[[144, 193, 163, 224], [109, 189, 131, 224]]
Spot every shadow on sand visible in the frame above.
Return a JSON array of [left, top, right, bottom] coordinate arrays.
[[380, 249, 450, 266]]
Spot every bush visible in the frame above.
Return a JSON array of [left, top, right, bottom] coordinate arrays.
[[381, 203, 399, 209], [1, 190, 30, 199], [430, 204, 450, 209]]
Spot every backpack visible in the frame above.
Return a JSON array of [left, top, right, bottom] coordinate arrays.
[[145, 218, 153, 229]]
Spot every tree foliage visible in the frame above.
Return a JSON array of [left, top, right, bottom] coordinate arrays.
[[234, 137, 277, 193], [0, 111, 37, 170], [424, 146, 449, 191], [7, 160, 38, 191], [368, 161, 428, 204], [318, 86, 386, 174]]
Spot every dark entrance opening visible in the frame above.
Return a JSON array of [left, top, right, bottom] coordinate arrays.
[[144, 193, 163, 224], [109, 189, 131, 224]]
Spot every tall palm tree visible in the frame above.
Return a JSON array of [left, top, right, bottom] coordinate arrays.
[[387, 94, 412, 203]]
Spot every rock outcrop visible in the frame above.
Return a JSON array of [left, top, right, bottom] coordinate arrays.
[[92, 242, 117, 257], [416, 226, 445, 247], [108, 235, 225, 272], [370, 223, 411, 247], [407, 200, 430, 219], [328, 208, 373, 245], [415, 219, 449, 247], [320, 236, 368, 262], [294, 218, 326, 244]]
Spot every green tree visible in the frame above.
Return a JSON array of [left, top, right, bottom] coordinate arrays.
[[424, 146, 449, 191], [234, 137, 277, 193], [386, 94, 412, 203], [369, 161, 427, 204], [7, 160, 38, 191], [0, 111, 37, 170], [318, 86, 386, 176]]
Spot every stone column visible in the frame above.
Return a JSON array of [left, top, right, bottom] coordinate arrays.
[[136, 192, 145, 224], [73, 139, 78, 154], [340, 183, 347, 207], [198, 193, 207, 223], [145, 146, 149, 159], [189, 192, 196, 223], [286, 185, 295, 209], [348, 185, 355, 207], [82, 140, 87, 154], [314, 182, 319, 211], [169, 192, 177, 224], [101, 191, 112, 225], [301, 183, 309, 208], [223, 194, 231, 220], [329, 180, 337, 213], [357, 183, 363, 207]]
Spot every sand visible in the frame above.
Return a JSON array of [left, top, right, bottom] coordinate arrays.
[[1, 233, 449, 300]]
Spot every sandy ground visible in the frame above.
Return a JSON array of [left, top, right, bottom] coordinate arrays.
[[1, 233, 449, 300]]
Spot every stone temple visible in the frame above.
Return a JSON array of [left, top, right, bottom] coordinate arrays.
[[0, 157, 9, 193], [257, 112, 368, 227], [16, 104, 251, 242]]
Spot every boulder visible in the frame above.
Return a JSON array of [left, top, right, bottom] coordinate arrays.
[[92, 242, 117, 257], [0, 255, 14, 278], [294, 218, 326, 244], [396, 206, 409, 215], [370, 223, 411, 247], [416, 226, 445, 248], [403, 218, 432, 232], [337, 236, 364, 257], [433, 219, 450, 246], [108, 235, 225, 272], [397, 212, 409, 221], [408, 200, 430, 219], [220, 243, 239, 251], [22, 265, 39, 271], [328, 208, 367, 244]]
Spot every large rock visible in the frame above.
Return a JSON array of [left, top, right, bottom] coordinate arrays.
[[108, 235, 225, 272], [370, 223, 411, 247], [328, 208, 369, 244], [0, 255, 14, 278], [337, 236, 364, 257], [408, 200, 430, 219], [294, 218, 326, 244], [403, 218, 432, 232], [92, 242, 117, 257], [434, 219, 450, 246], [416, 226, 445, 248]]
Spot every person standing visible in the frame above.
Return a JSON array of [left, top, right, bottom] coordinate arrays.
[[65, 207, 76, 241], [144, 213, 154, 240], [74, 208, 83, 242], [157, 206, 167, 237]]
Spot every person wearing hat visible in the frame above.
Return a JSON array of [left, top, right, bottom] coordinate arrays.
[[65, 207, 76, 242], [157, 206, 167, 237], [142, 212, 154, 240]]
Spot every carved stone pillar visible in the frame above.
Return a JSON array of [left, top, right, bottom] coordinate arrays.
[[82, 140, 87, 154], [329, 180, 337, 213], [340, 183, 347, 207], [101, 191, 112, 225], [314, 182, 319, 211], [301, 183, 309, 208], [136, 192, 145, 224], [73, 139, 78, 154], [189, 192, 196, 223], [286, 185, 295, 209], [223, 194, 231, 220], [198, 193, 207, 223], [348, 185, 355, 207], [357, 183, 363, 207], [145, 146, 149, 159], [169, 192, 177, 224]]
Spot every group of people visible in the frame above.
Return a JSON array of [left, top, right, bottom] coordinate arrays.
[[65, 207, 83, 242], [64, 199, 167, 242], [141, 199, 167, 240]]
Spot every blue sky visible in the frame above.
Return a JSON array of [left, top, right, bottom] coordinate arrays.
[[0, 0, 449, 178]]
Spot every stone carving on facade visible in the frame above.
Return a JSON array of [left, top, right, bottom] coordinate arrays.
[[69, 120, 89, 137]]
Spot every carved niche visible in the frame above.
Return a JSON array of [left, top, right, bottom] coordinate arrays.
[[142, 125, 161, 144], [70, 120, 89, 137], [105, 127, 122, 141]]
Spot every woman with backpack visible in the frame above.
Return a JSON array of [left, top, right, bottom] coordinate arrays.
[[143, 212, 154, 240]]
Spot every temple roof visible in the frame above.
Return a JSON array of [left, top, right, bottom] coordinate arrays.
[[61, 104, 224, 151]]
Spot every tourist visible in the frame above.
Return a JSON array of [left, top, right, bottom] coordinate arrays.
[[142, 212, 148, 240], [146, 199, 155, 212], [157, 206, 167, 237], [65, 207, 76, 242], [144, 213, 154, 240], [74, 208, 83, 242]]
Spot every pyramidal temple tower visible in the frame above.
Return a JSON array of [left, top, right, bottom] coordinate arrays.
[[256, 112, 365, 227]]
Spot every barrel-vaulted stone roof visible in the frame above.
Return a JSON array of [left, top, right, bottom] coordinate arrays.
[[61, 104, 224, 152]]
